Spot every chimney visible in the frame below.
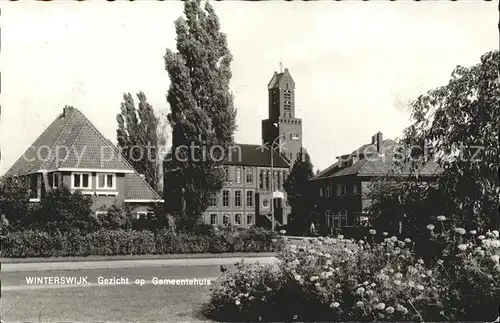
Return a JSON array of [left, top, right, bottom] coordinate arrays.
[[371, 135, 376, 144], [62, 106, 73, 117], [376, 132, 383, 154]]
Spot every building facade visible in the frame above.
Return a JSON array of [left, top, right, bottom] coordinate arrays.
[[202, 144, 291, 228], [200, 67, 303, 228], [3, 106, 163, 216], [311, 132, 443, 234]]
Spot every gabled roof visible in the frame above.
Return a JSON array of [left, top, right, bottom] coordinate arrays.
[[268, 68, 295, 90], [223, 143, 290, 168], [4, 107, 162, 202], [4, 107, 135, 177], [125, 173, 162, 201], [312, 139, 443, 181]]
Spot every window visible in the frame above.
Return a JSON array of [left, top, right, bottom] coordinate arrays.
[[259, 171, 264, 189], [326, 210, 332, 228], [337, 184, 347, 196], [234, 190, 242, 207], [320, 187, 324, 197], [97, 173, 115, 189], [353, 182, 359, 195], [210, 213, 218, 226], [265, 172, 269, 190], [95, 210, 108, 217], [235, 213, 242, 225], [136, 211, 148, 219], [224, 166, 229, 182], [49, 172, 60, 189], [246, 213, 253, 225], [223, 190, 230, 207], [246, 190, 254, 207], [223, 214, 230, 225], [246, 168, 253, 183], [277, 171, 281, 189], [325, 185, 332, 197], [72, 173, 91, 189], [235, 167, 241, 184], [333, 211, 348, 228]]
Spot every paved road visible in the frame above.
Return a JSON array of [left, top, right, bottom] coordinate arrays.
[[2, 255, 277, 272]]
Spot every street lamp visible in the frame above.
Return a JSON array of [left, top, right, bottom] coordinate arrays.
[[270, 131, 300, 231]]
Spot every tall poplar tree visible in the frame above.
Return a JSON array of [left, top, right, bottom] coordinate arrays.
[[164, 0, 237, 228], [117, 91, 163, 191], [284, 148, 316, 234]]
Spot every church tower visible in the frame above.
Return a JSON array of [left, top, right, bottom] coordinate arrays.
[[261, 66, 303, 166]]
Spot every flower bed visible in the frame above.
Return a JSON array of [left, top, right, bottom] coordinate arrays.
[[0, 227, 284, 258], [206, 221, 500, 322]]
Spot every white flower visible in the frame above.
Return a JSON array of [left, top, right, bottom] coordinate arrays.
[[391, 236, 398, 242], [416, 284, 425, 291], [356, 287, 365, 295], [457, 244, 467, 251], [385, 306, 395, 314], [356, 301, 364, 307], [370, 282, 376, 287], [337, 234, 344, 240], [478, 235, 486, 240], [491, 240, 500, 248], [383, 232, 388, 236], [375, 303, 386, 310], [369, 229, 376, 235], [454, 227, 466, 235], [492, 230, 499, 238], [330, 301, 340, 308], [235, 299, 241, 305], [358, 240, 365, 245], [469, 230, 477, 235], [404, 238, 411, 243], [417, 259, 424, 265], [491, 255, 500, 264], [310, 276, 319, 282], [294, 274, 301, 281], [437, 215, 446, 221], [394, 280, 401, 286], [279, 229, 286, 235], [482, 239, 491, 247], [394, 273, 403, 279], [427, 224, 435, 231]]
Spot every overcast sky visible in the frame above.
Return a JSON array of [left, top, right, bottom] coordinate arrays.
[[0, 1, 497, 175]]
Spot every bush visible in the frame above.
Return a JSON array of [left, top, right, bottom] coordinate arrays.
[[206, 226, 500, 322], [0, 227, 283, 258]]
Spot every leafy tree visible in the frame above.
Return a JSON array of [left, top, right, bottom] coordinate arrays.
[[117, 92, 165, 192], [96, 202, 132, 230], [0, 177, 35, 230], [284, 148, 316, 234], [34, 186, 97, 233], [401, 50, 499, 230], [164, 0, 237, 229]]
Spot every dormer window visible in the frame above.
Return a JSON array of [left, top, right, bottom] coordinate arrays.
[[97, 173, 116, 189]]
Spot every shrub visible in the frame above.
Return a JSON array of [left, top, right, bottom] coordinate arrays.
[[0, 227, 283, 258], [206, 227, 500, 322]]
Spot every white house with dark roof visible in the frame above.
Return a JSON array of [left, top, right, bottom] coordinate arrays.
[[3, 106, 163, 216]]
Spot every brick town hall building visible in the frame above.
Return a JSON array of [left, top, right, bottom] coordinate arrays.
[[200, 68, 303, 228]]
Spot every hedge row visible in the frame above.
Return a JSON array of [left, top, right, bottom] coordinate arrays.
[[0, 228, 282, 258]]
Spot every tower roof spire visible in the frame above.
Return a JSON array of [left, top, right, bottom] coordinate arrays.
[[279, 61, 283, 73]]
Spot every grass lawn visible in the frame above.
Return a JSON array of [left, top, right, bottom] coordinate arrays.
[[1, 266, 232, 322], [2, 283, 212, 322]]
